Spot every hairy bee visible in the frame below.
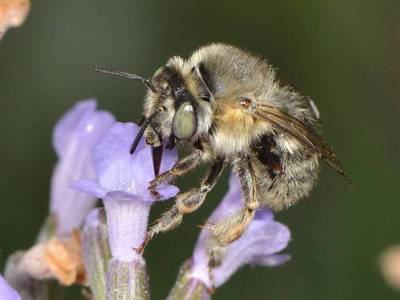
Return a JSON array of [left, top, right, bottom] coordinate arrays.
[[95, 43, 347, 249]]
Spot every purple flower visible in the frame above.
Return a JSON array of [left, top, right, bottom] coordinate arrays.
[[189, 173, 291, 288], [0, 275, 21, 300], [50, 99, 115, 237], [72, 122, 178, 262]]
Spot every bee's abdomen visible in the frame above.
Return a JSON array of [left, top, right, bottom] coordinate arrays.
[[251, 135, 319, 211]]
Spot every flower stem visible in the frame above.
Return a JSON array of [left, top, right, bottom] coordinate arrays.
[[167, 260, 211, 300], [106, 258, 150, 300]]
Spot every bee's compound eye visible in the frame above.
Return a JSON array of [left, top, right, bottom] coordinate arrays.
[[172, 101, 197, 139], [239, 97, 252, 109]]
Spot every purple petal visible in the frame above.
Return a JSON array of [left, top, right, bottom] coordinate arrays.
[[50, 100, 115, 237], [250, 254, 291, 267], [70, 179, 107, 198], [254, 209, 274, 221], [159, 146, 178, 174], [53, 100, 96, 158], [93, 123, 150, 193], [0, 275, 21, 300], [207, 172, 244, 223], [213, 216, 291, 287], [155, 184, 180, 201], [105, 191, 142, 202], [71, 180, 178, 203], [53, 100, 114, 158], [92, 122, 178, 202], [191, 171, 291, 288]]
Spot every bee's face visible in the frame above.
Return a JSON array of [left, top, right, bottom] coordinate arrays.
[[144, 63, 212, 146]]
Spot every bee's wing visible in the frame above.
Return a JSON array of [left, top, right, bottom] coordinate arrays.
[[252, 104, 346, 177], [307, 97, 321, 121], [274, 72, 321, 120]]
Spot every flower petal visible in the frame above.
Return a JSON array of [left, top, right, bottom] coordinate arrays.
[[94, 123, 151, 195], [105, 191, 142, 202], [207, 172, 244, 223], [191, 172, 291, 288], [70, 179, 107, 199], [159, 146, 178, 174], [213, 216, 291, 287], [250, 253, 291, 267], [155, 184, 180, 201], [53, 100, 96, 158], [53, 99, 114, 158], [92, 122, 179, 202], [50, 100, 115, 237]]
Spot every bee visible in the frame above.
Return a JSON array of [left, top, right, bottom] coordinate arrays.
[[95, 43, 347, 249]]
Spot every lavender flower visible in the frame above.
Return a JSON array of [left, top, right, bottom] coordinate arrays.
[[168, 173, 291, 299], [51, 99, 115, 237], [72, 122, 178, 299], [72, 122, 178, 261], [3, 100, 115, 297], [0, 275, 21, 300]]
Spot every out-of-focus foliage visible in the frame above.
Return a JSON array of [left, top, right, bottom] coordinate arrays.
[[0, 1, 399, 299]]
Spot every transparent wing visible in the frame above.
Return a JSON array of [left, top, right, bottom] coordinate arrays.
[[252, 104, 346, 177]]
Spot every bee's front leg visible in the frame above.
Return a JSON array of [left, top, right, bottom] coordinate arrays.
[[148, 148, 204, 195], [147, 159, 226, 240]]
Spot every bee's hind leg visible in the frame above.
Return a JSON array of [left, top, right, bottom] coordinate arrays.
[[147, 158, 226, 240], [207, 156, 259, 265]]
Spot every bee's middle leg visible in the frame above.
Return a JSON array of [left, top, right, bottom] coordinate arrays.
[[147, 158, 226, 239], [208, 156, 259, 247]]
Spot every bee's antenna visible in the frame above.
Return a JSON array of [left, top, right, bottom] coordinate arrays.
[[93, 65, 158, 93], [344, 176, 356, 192], [130, 107, 165, 154], [130, 117, 152, 154]]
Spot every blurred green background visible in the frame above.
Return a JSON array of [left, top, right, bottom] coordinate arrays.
[[1, 0, 399, 299]]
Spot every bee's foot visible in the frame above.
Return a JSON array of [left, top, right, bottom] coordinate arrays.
[[148, 179, 158, 191], [149, 186, 162, 200], [132, 238, 149, 255]]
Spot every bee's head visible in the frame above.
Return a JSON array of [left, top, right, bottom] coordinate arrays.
[[141, 60, 214, 150], [93, 59, 214, 154]]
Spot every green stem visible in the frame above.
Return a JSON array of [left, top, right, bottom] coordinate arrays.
[[167, 260, 211, 300], [106, 258, 150, 300]]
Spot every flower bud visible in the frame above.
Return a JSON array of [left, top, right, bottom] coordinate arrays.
[[82, 208, 111, 300]]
